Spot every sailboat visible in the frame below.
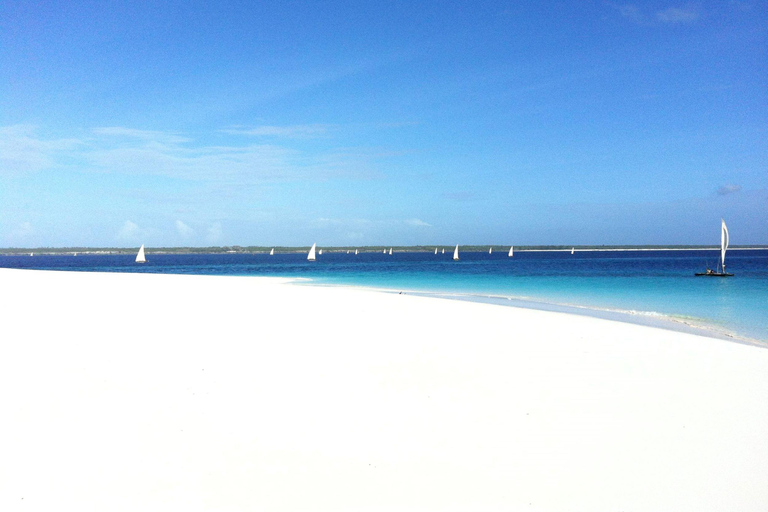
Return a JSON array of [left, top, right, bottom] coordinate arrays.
[[307, 243, 316, 261], [571, 248, 574, 255], [434, 248, 438, 255], [453, 244, 460, 261], [270, 248, 274, 256], [442, 248, 445, 254], [319, 249, 323, 255], [508, 246, 514, 257], [696, 219, 733, 277], [135, 245, 146, 263], [489, 247, 493, 254], [389, 248, 393, 255], [355, 249, 358, 255]]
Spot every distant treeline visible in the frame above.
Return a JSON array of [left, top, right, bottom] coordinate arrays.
[[2, 244, 767, 255]]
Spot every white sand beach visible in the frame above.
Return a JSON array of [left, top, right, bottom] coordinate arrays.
[[1, 268, 766, 512]]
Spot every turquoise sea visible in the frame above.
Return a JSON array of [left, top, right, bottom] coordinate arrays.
[[3, 249, 767, 343]]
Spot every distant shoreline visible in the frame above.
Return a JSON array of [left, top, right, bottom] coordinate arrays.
[[2, 245, 767, 256]]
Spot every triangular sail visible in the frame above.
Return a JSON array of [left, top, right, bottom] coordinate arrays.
[[307, 243, 316, 261], [355, 249, 358, 255], [721, 219, 729, 270], [270, 248, 274, 256], [453, 244, 459, 261], [489, 247, 492, 254], [135, 245, 146, 263], [508, 246, 513, 257], [435, 248, 438, 254], [571, 247, 574, 255], [389, 248, 392, 255]]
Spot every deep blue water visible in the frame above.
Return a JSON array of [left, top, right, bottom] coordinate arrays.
[[2, 249, 767, 342]]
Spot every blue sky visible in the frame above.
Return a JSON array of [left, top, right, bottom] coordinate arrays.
[[1, 0, 765, 247]]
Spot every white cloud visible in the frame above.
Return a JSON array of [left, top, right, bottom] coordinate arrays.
[[116, 220, 141, 242], [656, 7, 699, 24], [222, 125, 331, 138], [404, 218, 432, 227], [0, 125, 83, 174], [4, 124, 377, 183], [175, 220, 194, 238], [717, 184, 742, 196], [616, 3, 643, 23], [92, 126, 189, 145]]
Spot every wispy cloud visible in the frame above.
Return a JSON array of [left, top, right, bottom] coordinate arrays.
[[93, 127, 190, 144], [605, 3, 700, 25], [607, 2, 644, 23], [116, 220, 142, 242], [0, 125, 379, 183], [656, 7, 699, 24], [717, 184, 742, 196], [404, 218, 432, 227], [175, 220, 194, 238], [0, 124, 83, 174], [222, 124, 331, 138]]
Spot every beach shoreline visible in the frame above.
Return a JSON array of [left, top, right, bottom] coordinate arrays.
[[293, 279, 767, 348], [1, 268, 767, 511]]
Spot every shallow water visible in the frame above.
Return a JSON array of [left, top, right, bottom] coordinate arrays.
[[3, 249, 767, 342]]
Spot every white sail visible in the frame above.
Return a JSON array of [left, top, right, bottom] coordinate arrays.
[[721, 219, 729, 270], [442, 248, 445, 254], [270, 248, 274, 256], [347, 250, 349, 254], [453, 244, 459, 261], [30, 252, 33, 257], [389, 248, 392, 255], [135, 245, 146, 263], [355, 249, 358, 255], [319, 249, 323, 255], [571, 247, 574, 255], [435, 248, 438, 254], [508, 246, 513, 257], [307, 243, 316, 261], [489, 247, 493, 254]]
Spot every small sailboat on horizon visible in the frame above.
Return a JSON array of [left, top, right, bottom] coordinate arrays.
[[571, 247, 575, 255], [453, 244, 460, 261], [270, 248, 274, 256], [508, 246, 513, 257], [489, 247, 493, 254], [696, 219, 733, 277], [135, 245, 146, 264], [307, 243, 317, 261], [355, 249, 358, 255], [434, 248, 438, 254], [389, 248, 393, 255]]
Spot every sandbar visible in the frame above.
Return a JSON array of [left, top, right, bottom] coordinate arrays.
[[0, 268, 766, 511]]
